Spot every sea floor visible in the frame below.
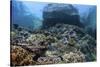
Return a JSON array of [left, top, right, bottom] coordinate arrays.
[[10, 24, 96, 66]]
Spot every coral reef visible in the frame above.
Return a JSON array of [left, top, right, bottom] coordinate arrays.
[[11, 45, 36, 66], [11, 24, 96, 66], [62, 51, 85, 63]]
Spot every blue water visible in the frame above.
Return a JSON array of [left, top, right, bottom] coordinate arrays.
[[11, 0, 96, 33]]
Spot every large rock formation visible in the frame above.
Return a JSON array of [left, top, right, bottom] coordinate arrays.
[[43, 4, 82, 28]]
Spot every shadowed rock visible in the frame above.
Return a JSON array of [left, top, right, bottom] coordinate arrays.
[[43, 4, 82, 28]]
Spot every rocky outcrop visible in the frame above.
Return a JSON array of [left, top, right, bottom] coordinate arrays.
[[43, 4, 82, 28]]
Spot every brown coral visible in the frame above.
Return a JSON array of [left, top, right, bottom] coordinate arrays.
[[11, 46, 35, 66]]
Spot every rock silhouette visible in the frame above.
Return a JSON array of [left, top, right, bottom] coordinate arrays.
[[43, 4, 82, 28]]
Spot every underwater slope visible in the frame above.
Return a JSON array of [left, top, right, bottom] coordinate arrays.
[[11, 24, 96, 66]]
